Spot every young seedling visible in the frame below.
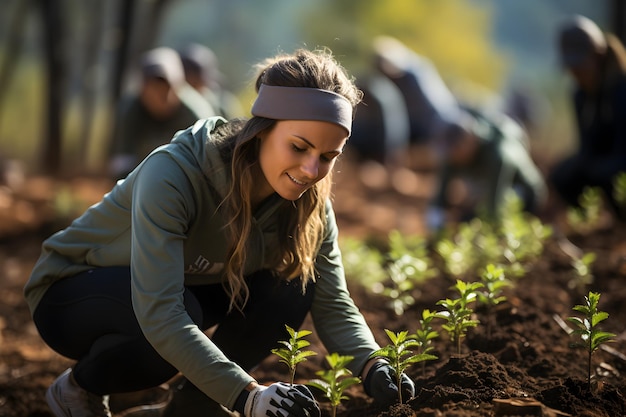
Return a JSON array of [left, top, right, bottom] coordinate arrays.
[[566, 186, 603, 233], [307, 353, 361, 417], [477, 264, 511, 339], [435, 220, 482, 278], [369, 329, 436, 404], [271, 325, 317, 386], [613, 171, 626, 209], [499, 192, 552, 269], [567, 291, 616, 390], [340, 237, 387, 288], [373, 230, 438, 315], [568, 252, 596, 294], [413, 309, 443, 376], [437, 280, 483, 355]]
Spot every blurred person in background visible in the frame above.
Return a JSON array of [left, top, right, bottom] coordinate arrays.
[[180, 43, 244, 121], [426, 107, 547, 233], [25, 48, 415, 417], [109, 47, 216, 180], [349, 65, 410, 167], [549, 15, 626, 221], [372, 36, 461, 146]]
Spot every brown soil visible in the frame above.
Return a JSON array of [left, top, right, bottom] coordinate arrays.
[[1, 156, 625, 417]]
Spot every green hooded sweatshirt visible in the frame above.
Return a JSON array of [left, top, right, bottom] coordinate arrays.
[[24, 117, 380, 409]]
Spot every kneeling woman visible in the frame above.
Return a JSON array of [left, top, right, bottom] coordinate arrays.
[[25, 48, 415, 417]]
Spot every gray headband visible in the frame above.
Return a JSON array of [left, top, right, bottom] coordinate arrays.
[[251, 84, 353, 134]]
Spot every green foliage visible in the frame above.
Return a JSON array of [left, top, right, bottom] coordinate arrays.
[[437, 280, 483, 355], [435, 219, 485, 278], [613, 172, 626, 219], [413, 309, 443, 376], [477, 264, 511, 339], [567, 292, 616, 389], [435, 194, 551, 281], [499, 192, 553, 266], [566, 187, 603, 233], [300, 0, 507, 90], [568, 252, 596, 294], [340, 237, 386, 287], [380, 232, 438, 314], [307, 353, 361, 417], [271, 325, 317, 386], [370, 329, 436, 404]]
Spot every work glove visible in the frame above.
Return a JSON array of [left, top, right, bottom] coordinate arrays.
[[363, 361, 416, 407], [238, 382, 321, 417]]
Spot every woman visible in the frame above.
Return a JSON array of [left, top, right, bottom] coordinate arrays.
[[24, 48, 414, 417]]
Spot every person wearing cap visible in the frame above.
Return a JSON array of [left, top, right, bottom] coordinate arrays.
[[109, 47, 216, 180], [24, 48, 415, 417], [425, 107, 547, 233], [549, 15, 626, 220], [372, 36, 461, 145], [180, 43, 244, 121]]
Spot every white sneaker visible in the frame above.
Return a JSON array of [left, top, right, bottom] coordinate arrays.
[[46, 368, 112, 417]]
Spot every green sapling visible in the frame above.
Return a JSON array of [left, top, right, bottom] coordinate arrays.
[[307, 353, 360, 417], [271, 325, 317, 386], [567, 291, 616, 390], [566, 186, 603, 233], [413, 309, 443, 376], [477, 264, 511, 339], [568, 252, 596, 294], [613, 171, 626, 208], [437, 280, 483, 355], [369, 329, 436, 404]]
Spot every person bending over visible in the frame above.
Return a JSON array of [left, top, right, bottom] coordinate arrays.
[[25, 48, 414, 417]]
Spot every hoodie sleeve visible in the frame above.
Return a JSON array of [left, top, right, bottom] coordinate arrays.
[[129, 153, 254, 409], [310, 201, 380, 376]]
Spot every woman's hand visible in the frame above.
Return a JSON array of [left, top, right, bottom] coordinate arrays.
[[363, 360, 416, 407], [242, 382, 320, 417]]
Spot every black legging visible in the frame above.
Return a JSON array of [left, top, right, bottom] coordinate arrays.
[[33, 267, 314, 395]]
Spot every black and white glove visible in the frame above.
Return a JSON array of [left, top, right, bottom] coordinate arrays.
[[364, 361, 416, 406], [237, 382, 320, 417]]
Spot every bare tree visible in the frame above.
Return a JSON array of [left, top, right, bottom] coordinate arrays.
[[38, 0, 66, 175]]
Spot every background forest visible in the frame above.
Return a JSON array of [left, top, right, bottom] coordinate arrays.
[[0, 0, 618, 179]]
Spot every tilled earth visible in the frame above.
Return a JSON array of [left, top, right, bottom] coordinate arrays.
[[0, 158, 625, 417]]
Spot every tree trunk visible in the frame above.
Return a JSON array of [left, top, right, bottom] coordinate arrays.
[[110, 0, 137, 105], [76, 0, 105, 170], [38, 0, 65, 175]]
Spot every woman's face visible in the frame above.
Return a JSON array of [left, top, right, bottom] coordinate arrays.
[[255, 120, 348, 204]]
